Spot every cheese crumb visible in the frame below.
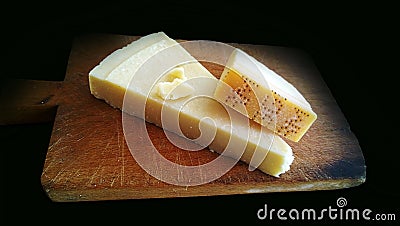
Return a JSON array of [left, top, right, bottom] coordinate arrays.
[[156, 67, 194, 100]]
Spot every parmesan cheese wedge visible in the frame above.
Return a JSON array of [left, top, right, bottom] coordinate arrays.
[[214, 49, 317, 142], [89, 32, 294, 177]]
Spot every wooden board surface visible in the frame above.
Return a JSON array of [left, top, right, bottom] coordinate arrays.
[[39, 33, 365, 202]]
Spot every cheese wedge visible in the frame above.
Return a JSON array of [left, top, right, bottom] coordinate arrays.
[[214, 49, 317, 142], [89, 32, 294, 177]]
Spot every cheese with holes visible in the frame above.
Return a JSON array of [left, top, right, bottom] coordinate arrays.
[[89, 32, 294, 177], [214, 49, 317, 142]]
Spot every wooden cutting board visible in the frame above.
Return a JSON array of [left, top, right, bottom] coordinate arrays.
[[1, 33, 366, 202]]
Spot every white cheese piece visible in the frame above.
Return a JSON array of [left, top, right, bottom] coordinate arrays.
[[89, 32, 294, 177]]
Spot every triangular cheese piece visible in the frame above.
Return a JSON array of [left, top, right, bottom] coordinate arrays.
[[214, 49, 317, 142]]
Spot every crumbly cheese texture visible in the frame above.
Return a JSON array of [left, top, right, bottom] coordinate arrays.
[[214, 49, 317, 142], [155, 67, 195, 100], [89, 32, 294, 177]]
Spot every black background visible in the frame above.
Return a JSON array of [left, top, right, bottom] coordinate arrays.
[[2, 1, 399, 225]]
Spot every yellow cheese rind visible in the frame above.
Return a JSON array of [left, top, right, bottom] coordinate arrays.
[[214, 49, 317, 142], [89, 32, 294, 177]]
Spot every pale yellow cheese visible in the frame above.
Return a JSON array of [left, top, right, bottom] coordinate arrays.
[[89, 32, 294, 177], [89, 32, 177, 108], [214, 49, 317, 142]]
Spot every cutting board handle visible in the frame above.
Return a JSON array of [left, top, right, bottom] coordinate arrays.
[[0, 79, 63, 125]]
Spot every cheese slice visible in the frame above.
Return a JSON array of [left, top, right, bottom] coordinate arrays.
[[214, 49, 317, 142], [89, 32, 294, 177]]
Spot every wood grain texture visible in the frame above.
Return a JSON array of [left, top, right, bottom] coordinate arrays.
[[39, 33, 366, 202]]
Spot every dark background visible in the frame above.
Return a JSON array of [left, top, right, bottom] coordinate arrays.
[[2, 1, 399, 225]]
